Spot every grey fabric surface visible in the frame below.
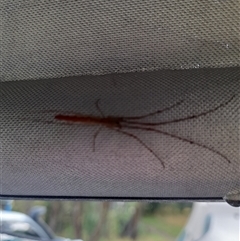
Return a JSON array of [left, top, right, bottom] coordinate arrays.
[[1, 67, 239, 198], [2, 1, 239, 82], [1, 1, 239, 199]]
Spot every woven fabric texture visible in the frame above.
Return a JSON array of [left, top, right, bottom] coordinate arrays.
[[1, 1, 239, 199]]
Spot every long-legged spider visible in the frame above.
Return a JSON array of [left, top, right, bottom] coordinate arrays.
[[36, 95, 235, 168]]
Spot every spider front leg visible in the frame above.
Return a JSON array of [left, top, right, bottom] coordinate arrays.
[[123, 100, 184, 121], [95, 99, 105, 118], [123, 125, 231, 164], [113, 128, 165, 168], [124, 95, 236, 126], [93, 127, 102, 152]]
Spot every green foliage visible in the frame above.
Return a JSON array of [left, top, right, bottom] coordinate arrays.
[[83, 203, 100, 235], [143, 202, 192, 216], [143, 203, 160, 215], [113, 203, 136, 235], [10, 200, 191, 241]]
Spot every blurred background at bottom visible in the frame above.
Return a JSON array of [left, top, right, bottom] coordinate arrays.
[[0, 200, 239, 241]]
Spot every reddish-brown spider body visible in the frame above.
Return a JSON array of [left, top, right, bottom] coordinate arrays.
[[55, 114, 122, 128]]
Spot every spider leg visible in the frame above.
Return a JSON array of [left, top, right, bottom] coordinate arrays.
[[36, 109, 84, 115], [123, 100, 184, 120], [20, 117, 76, 127], [93, 127, 102, 152], [95, 99, 105, 118], [124, 95, 236, 126], [20, 118, 56, 125], [123, 125, 231, 164], [113, 128, 165, 168], [27, 100, 106, 117]]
